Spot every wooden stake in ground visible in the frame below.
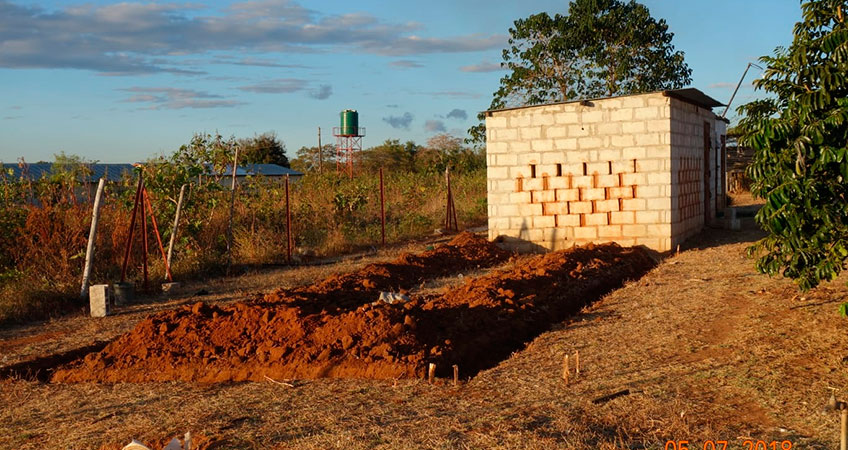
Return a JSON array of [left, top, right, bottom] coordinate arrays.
[[166, 184, 186, 270], [225, 147, 240, 274], [379, 167, 386, 245], [428, 363, 436, 384], [80, 178, 106, 299], [452, 364, 459, 387], [285, 174, 292, 264], [142, 187, 173, 282], [562, 355, 569, 385]]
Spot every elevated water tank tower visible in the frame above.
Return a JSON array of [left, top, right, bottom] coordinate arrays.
[[333, 109, 365, 177]]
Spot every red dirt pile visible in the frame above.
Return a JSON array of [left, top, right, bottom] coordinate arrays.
[[256, 231, 511, 313], [51, 240, 655, 384]]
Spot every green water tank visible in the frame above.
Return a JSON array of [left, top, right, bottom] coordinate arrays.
[[340, 109, 358, 136]]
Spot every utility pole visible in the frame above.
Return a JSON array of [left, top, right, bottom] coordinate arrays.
[[318, 126, 323, 173]]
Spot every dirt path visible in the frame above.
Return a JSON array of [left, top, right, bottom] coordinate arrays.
[[1, 228, 847, 449]]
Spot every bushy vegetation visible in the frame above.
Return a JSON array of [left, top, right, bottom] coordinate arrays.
[[0, 132, 486, 326]]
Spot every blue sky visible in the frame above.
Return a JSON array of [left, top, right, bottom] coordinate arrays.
[[0, 0, 802, 163]]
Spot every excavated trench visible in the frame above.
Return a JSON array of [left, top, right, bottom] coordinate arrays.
[[3, 233, 657, 384]]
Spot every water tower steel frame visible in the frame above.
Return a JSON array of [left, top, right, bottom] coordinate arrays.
[[333, 109, 365, 178]]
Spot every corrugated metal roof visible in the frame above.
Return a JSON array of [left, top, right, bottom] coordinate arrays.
[[1, 163, 137, 182], [486, 87, 725, 114], [2, 163, 302, 182]]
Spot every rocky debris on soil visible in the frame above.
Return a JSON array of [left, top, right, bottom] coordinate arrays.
[[51, 240, 655, 384]]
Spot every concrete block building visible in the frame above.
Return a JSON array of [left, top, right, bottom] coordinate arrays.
[[485, 88, 728, 253]]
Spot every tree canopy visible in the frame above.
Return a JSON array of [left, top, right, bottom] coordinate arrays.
[[237, 132, 289, 167], [737, 0, 848, 309], [468, 0, 692, 144]]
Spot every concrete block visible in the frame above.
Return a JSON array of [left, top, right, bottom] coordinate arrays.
[[597, 122, 622, 134], [533, 215, 556, 228], [553, 138, 578, 150], [598, 225, 623, 238], [572, 175, 594, 189], [568, 125, 591, 137], [518, 203, 543, 216], [585, 213, 608, 226], [647, 197, 669, 210], [488, 167, 508, 179], [582, 188, 606, 201], [495, 128, 518, 141], [533, 189, 556, 203], [555, 112, 580, 124], [486, 116, 508, 128], [595, 199, 620, 212], [636, 210, 661, 224], [546, 126, 567, 138], [622, 224, 647, 237], [543, 202, 569, 215], [569, 201, 593, 214], [622, 121, 646, 134], [635, 133, 662, 146], [520, 127, 542, 140], [621, 198, 647, 211], [586, 162, 611, 175], [517, 152, 542, 165], [523, 178, 543, 191], [557, 214, 581, 227], [620, 172, 646, 186], [622, 147, 647, 159], [510, 192, 532, 203], [634, 107, 660, 120], [548, 177, 569, 190], [532, 139, 554, 151], [610, 108, 633, 121], [595, 174, 619, 188], [621, 96, 647, 108], [608, 186, 634, 199], [636, 159, 663, 172], [496, 153, 518, 166], [647, 119, 670, 132], [598, 149, 623, 161], [578, 136, 603, 150], [89, 284, 113, 317], [556, 188, 580, 202], [487, 142, 508, 153], [610, 211, 635, 224], [574, 226, 598, 239], [581, 110, 604, 123]]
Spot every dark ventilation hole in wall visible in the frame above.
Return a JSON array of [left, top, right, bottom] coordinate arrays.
[[556, 164, 563, 177], [530, 164, 537, 178], [582, 162, 588, 176]]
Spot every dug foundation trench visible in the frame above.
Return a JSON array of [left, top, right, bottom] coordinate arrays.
[[5, 233, 657, 384]]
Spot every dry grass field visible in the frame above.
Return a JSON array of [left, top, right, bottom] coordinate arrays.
[[1, 227, 847, 449]]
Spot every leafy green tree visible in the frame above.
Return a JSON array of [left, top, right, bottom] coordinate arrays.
[[417, 134, 485, 174], [237, 132, 289, 167], [468, 0, 692, 145], [290, 144, 336, 172], [360, 139, 420, 172], [738, 0, 848, 306]]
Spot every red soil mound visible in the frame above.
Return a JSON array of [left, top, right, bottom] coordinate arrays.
[[51, 241, 655, 384], [256, 232, 511, 313]]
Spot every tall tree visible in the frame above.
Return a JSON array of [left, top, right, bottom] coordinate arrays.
[[468, 0, 692, 145], [237, 132, 289, 167], [737, 0, 848, 309]]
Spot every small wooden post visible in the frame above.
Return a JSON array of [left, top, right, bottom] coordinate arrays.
[[428, 363, 436, 384], [318, 126, 323, 173], [452, 364, 459, 387], [140, 181, 149, 290], [562, 355, 569, 384], [285, 174, 292, 264], [226, 147, 240, 274], [80, 178, 106, 299], [379, 168, 386, 245], [166, 184, 186, 270], [120, 174, 144, 283], [143, 188, 173, 282]]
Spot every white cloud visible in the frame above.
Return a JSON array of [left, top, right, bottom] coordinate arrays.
[[383, 112, 413, 130], [424, 119, 446, 133], [120, 87, 245, 109], [460, 61, 504, 73], [0, 0, 504, 75]]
